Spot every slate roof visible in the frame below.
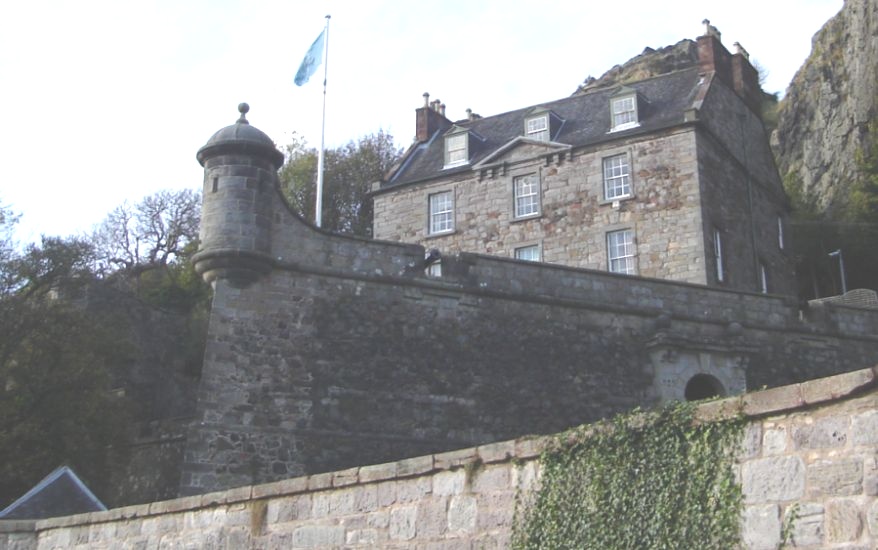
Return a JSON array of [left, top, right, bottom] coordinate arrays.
[[381, 67, 706, 190], [0, 466, 106, 520]]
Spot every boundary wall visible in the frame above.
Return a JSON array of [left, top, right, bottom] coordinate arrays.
[[4, 367, 878, 549]]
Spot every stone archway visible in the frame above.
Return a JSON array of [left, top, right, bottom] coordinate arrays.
[[684, 373, 726, 401]]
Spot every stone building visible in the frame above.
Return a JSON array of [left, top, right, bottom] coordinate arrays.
[[373, 23, 793, 295]]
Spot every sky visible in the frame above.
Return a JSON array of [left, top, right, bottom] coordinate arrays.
[[1, 0, 843, 244]]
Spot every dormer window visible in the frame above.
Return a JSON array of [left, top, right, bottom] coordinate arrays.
[[444, 132, 469, 168], [610, 93, 640, 132], [525, 115, 549, 141], [523, 108, 563, 143]]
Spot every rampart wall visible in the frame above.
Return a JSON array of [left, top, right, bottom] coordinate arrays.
[[5, 367, 878, 549], [181, 109, 878, 499], [180, 182, 878, 495]]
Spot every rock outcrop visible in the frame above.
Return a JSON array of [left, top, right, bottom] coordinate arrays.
[[772, 0, 877, 213], [574, 39, 699, 93]]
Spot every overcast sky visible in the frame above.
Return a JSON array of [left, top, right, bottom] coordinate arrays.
[[1, 0, 843, 244]]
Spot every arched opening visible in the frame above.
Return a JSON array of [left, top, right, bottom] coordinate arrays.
[[684, 374, 725, 401]]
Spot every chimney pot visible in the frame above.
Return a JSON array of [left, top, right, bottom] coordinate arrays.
[[733, 41, 750, 60], [702, 19, 721, 40], [440, 103, 446, 116], [416, 94, 452, 143]]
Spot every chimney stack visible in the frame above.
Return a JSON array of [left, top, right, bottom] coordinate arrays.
[[416, 92, 452, 143], [696, 21, 763, 116], [731, 41, 761, 115]]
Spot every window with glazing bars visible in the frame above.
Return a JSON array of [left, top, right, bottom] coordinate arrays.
[[445, 133, 468, 167], [603, 154, 631, 199], [514, 174, 540, 218], [612, 96, 637, 129], [607, 229, 636, 274], [514, 245, 540, 262], [525, 116, 549, 141], [429, 191, 454, 234]]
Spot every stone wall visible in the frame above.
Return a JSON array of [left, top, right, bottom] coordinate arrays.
[[0, 521, 35, 550], [10, 367, 878, 549], [374, 127, 709, 285], [696, 75, 795, 294], [178, 104, 878, 501], [180, 184, 878, 495]]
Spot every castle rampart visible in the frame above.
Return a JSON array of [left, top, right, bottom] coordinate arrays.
[[175, 104, 878, 498]]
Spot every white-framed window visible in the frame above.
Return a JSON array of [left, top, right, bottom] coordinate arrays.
[[760, 263, 769, 294], [428, 191, 454, 234], [777, 216, 784, 250], [607, 229, 636, 274], [514, 174, 540, 218], [603, 154, 631, 200], [426, 261, 442, 277], [444, 133, 468, 167], [514, 244, 541, 262], [713, 228, 724, 283], [611, 96, 638, 131], [525, 115, 549, 141]]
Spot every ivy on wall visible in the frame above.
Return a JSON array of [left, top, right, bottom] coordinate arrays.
[[512, 403, 744, 549]]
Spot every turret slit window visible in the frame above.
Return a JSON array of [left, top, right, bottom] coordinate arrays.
[[444, 133, 468, 168], [429, 191, 454, 235], [714, 228, 724, 282], [607, 229, 636, 274], [514, 174, 540, 218], [212, 177, 219, 193], [603, 154, 631, 200], [525, 115, 549, 142]]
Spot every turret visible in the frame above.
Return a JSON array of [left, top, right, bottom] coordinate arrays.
[[193, 103, 284, 287]]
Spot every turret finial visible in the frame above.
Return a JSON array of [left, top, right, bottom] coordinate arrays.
[[237, 102, 250, 124]]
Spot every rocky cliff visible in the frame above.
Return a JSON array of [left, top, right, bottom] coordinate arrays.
[[574, 39, 698, 93], [773, 0, 877, 214]]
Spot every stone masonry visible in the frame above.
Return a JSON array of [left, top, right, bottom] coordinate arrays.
[[7, 367, 878, 549], [177, 103, 878, 498], [373, 28, 794, 295]]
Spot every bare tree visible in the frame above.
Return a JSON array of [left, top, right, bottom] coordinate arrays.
[[92, 189, 200, 275]]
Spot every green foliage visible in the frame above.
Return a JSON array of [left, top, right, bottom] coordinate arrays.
[[279, 130, 402, 236], [778, 503, 800, 549], [788, 219, 878, 297], [848, 120, 878, 222], [760, 92, 780, 135], [782, 116, 878, 298], [0, 234, 132, 507], [783, 171, 820, 221], [512, 403, 744, 549]]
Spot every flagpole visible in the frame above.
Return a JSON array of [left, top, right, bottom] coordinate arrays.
[[315, 15, 330, 228]]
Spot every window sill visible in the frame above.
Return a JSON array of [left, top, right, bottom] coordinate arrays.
[[511, 213, 541, 223], [599, 195, 636, 206], [426, 230, 456, 240], [608, 122, 641, 133]]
